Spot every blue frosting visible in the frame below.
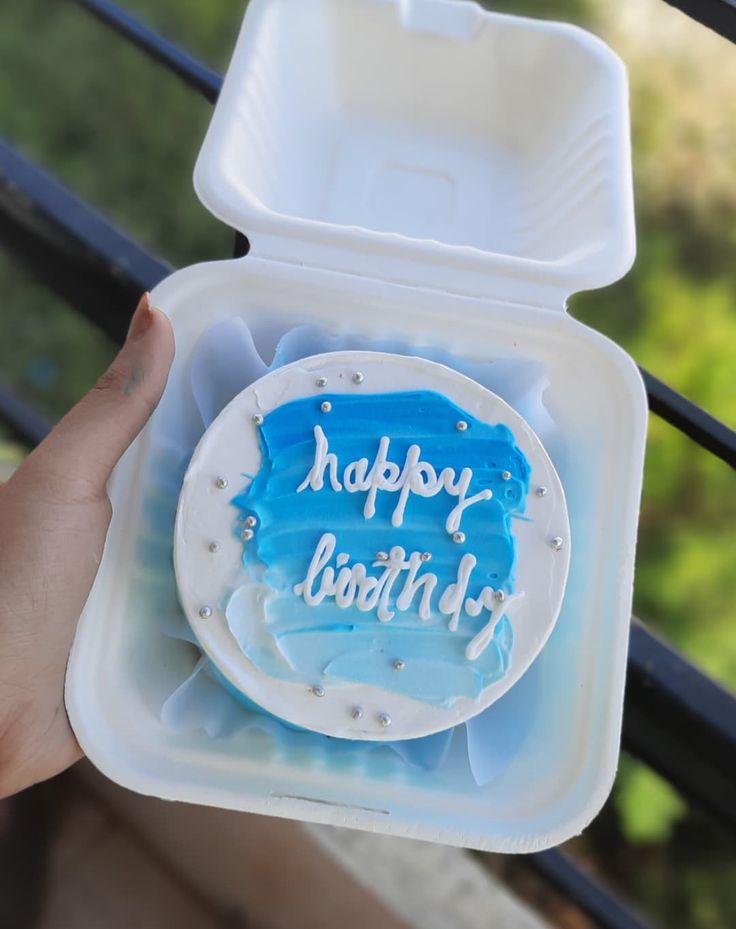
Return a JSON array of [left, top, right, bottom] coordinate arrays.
[[230, 389, 531, 708]]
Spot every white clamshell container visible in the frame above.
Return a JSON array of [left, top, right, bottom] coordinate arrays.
[[66, 0, 647, 852]]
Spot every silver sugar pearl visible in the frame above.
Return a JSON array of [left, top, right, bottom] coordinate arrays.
[[452, 531, 466, 544], [245, 515, 257, 528], [420, 552, 432, 562], [252, 413, 264, 426], [353, 372, 365, 384], [311, 685, 325, 697], [501, 470, 512, 481], [456, 420, 468, 432], [376, 551, 389, 561], [494, 590, 506, 602], [208, 542, 220, 553], [214, 477, 228, 490], [316, 377, 328, 388], [351, 706, 364, 720], [241, 528, 254, 541], [550, 536, 565, 552], [320, 401, 332, 413], [536, 486, 548, 497], [393, 659, 406, 671], [378, 713, 392, 728], [199, 606, 212, 619]]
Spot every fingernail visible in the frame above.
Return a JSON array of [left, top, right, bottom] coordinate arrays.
[[126, 293, 153, 342]]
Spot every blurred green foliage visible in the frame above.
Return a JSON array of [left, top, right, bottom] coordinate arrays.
[[616, 757, 687, 844], [1, 1, 734, 926]]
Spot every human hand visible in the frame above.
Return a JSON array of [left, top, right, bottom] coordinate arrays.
[[0, 295, 174, 797]]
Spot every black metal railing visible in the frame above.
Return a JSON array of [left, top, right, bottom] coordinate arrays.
[[2, 3, 735, 929]]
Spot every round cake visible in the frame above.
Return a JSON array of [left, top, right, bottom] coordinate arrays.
[[174, 351, 570, 741]]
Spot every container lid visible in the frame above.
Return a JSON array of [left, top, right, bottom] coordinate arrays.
[[195, 0, 636, 306]]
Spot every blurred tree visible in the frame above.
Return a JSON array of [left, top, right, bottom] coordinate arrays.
[[1, 0, 734, 926]]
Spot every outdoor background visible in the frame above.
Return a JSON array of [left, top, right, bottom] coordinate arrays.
[[1, 0, 734, 927]]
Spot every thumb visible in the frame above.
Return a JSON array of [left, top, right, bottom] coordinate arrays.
[[21, 293, 175, 502]]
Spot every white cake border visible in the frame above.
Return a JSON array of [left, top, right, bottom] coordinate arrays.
[[174, 351, 570, 741]]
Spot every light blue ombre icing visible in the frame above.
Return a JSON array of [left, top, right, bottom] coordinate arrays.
[[230, 389, 531, 707]]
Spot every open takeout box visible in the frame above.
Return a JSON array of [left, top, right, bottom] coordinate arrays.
[[66, 0, 646, 852]]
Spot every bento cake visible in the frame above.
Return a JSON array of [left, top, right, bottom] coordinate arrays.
[[174, 352, 570, 741]]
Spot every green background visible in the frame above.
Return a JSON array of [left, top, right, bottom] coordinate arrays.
[[1, 1, 734, 926]]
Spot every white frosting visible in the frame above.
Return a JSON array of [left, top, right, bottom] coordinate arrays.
[[465, 592, 525, 661], [297, 426, 493, 533], [294, 533, 505, 656]]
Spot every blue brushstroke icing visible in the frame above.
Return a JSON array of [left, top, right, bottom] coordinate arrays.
[[230, 389, 530, 707]]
